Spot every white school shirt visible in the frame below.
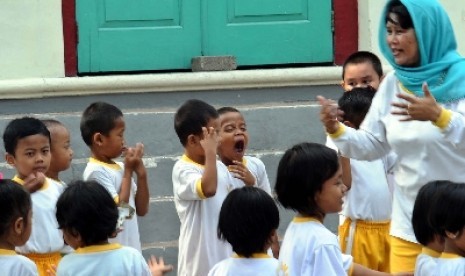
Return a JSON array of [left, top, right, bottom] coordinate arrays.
[[173, 155, 237, 276], [415, 247, 441, 276], [208, 253, 279, 276], [83, 157, 141, 251], [434, 253, 465, 276], [227, 156, 272, 195], [331, 71, 465, 243], [13, 176, 67, 254], [56, 243, 151, 276], [278, 217, 353, 276], [0, 249, 38, 276]]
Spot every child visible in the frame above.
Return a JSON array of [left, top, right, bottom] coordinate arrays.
[[217, 107, 271, 194], [412, 181, 445, 276], [173, 99, 237, 276], [208, 186, 279, 275], [3, 117, 67, 276], [80, 101, 149, 251], [0, 179, 38, 276], [337, 88, 394, 272], [341, 51, 383, 92], [429, 181, 465, 275], [55, 180, 172, 276], [275, 142, 407, 276], [42, 120, 73, 184]]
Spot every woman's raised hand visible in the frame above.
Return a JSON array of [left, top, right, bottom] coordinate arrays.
[[317, 95, 342, 134]]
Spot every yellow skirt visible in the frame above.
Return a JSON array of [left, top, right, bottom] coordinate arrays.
[[24, 252, 62, 276]]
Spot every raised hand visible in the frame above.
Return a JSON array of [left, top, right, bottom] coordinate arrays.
[[23, 172, 46, 193], [317, 95, 342, 134], [199, 127, 218, 154], [228, 160, 255, 185], [147, 256, 173, 276]]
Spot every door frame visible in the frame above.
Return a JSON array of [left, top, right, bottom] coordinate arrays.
[[62, 0, 357, 76]]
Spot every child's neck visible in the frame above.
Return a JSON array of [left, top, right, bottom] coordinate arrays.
[[184, 151, 206, 165], [297, 212, 324, 222], [91, 153, 116, 164], [0, 239, 15, 251], [45, 171, 59, 181], [444, 238, 465, 257]]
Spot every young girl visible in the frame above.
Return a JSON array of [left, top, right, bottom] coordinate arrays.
[[0, 179, 38, 275], [208, 186, 279, 275], [275, 142, 410, 276], [54, 180, 172, 276], [429, 181, 465, 275]]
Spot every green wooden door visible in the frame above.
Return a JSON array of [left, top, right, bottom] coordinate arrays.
[[204, 0, 333, 65], [76, 0, 201, 72], [77, 0, 332, 72]]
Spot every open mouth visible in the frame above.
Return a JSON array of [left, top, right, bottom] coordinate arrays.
[[234, 140, 245, 154]]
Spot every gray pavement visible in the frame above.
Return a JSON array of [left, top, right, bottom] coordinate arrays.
[[0, 85, 342, 274]]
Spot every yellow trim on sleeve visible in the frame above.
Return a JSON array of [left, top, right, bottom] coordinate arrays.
[[195, 179, 206, 199], [114, 195, 120, 204], [0, 249, 17, 255], [348, 263, 354, 276], [432, 107, 452, 130], [327, 123, 345, 139], [292, 216, 320, 223], [422, 246, 441, 258], [440, 252, 462, 259], [233, 253, 271, 259], [75, 243, 122, 254]]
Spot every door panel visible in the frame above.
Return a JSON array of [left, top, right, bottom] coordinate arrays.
[[77, 0, 201, 72], [205, 0, 333, 66]]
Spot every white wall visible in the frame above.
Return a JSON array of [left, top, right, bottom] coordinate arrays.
[[359, 0, 465, 63], [0, 0, 64, 80]]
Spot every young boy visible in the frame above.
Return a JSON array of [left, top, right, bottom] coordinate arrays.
[[412, 181, 445, 276], [3, 117, 66, 275], [42, 119, 73, 184], [173, 99, 237, 276], [55, 180, 172, 276], [80, 102, 149, 252], [341, 51, 383, 92], [336, 88, 394, 272], [217, 107, 271, 194], [208, 186, 279, 275]]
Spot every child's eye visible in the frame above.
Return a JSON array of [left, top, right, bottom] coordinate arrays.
[[26, 152, 34, 157], [224, 126, 235, 132]]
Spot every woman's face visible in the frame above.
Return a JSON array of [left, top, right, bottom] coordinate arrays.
[[386, 13, 420, 67]]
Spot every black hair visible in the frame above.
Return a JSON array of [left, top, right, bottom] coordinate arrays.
[[429, 181, 465, 237], [412, 181, 447, 246], [217, 106, 240, 115], [218, 186, 279, 257], [56, 180, 119, 246], [342, 51, 383, 79], [174, 99, 218, 146], [3, 117, 51, 155], [338, 87, 376, 129], [275, 142, 339, 217], [385, 0, 414, 29], [0, 179, 31, 237], [80, 102, 123, 146]]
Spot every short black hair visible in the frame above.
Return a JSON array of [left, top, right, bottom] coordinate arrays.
[[80, 102, 123, 146], [342, 51, 383, 79], [385, 0, 413, 29], [0, 179, 31, 237], [429, 181, 465, 237], [3, 117, 51, 155], [275, 142, 339, 217], [412, 181, 447, 246], [174, 99, 218, 146], [217, 106, 240, 115], [218, 186, 279, 257], [338, 87, 376, 128], [56, 180, 119, 246]]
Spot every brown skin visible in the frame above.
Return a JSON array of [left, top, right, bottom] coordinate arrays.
[[46, 124, 73, 181], [0, 209, 32, 251], [391, 83, 442, 122]]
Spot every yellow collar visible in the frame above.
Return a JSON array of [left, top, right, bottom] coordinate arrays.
[[13, 175, 49, 191], [89, 157, 121, 170], [440, 252, 463, 259], [0, 249, 17, 255], [422, 247, 442, 258], [75, 243, 122, 254], [181, 154, 204, 168], [233, 253, 270, 259], [293, 216, 320, 223]]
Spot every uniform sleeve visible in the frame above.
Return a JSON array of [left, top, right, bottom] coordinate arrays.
[[17, 257, 39, 276], [84, 169, 119, 200], [441, 99, 465, 149], [173, 163, 206, 200], [132, 252, 152, 276], [304, 245, 351, 276], [252, 157, 272, 195]]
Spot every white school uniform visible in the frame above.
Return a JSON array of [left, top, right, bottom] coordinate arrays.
[[13, 176, 66, 254], [228, 156, 272, 195], [414, 247, 441, 276], [83, 157, 141, 251], [278, 217, 353, 276], [434, 252, 465, 276], [0, 249, 38, 276], [173, 155, 237, 276], [208, 253, 279, 276], [56, 243, 150, 276]]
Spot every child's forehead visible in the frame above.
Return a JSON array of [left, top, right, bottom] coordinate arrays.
[[219, 112, 245, 124], [16, 134, 50, 148]]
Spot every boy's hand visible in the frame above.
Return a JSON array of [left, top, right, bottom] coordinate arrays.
[[228, 160, 255, 185], [23, 172, 46, 193], [200, 127, 218, 154], [124, 143, 145, 172], [46, 264, 57, 276], [147, 256, 173, 276]]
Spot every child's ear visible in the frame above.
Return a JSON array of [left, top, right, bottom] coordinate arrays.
[[5, 153, 16, 167], [343, 120, 356, 128], [92, 133, 104, 146], [187, 134, 199, 146], [13, 216, 25, 236], [340, 80, 345, 89], [445, 230, 459, 239]]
